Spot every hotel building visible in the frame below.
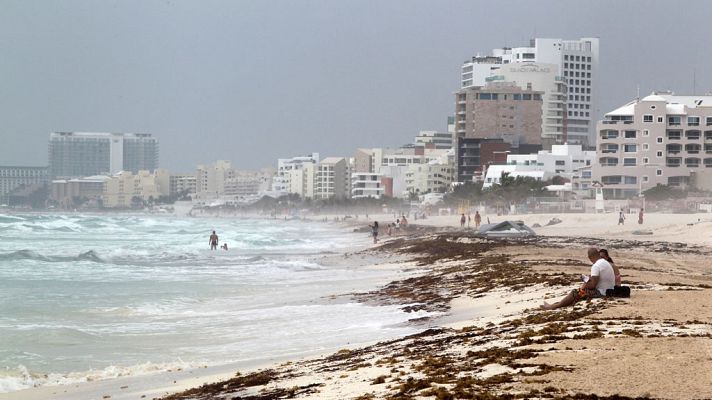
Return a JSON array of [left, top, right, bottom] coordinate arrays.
[[48, 132, 158, 178], [461, 37, 599, 145]]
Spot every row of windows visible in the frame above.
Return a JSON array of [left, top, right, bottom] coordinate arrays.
[[568, 111, 590, 117], [571, 87, 591, 94], [564, 71, 592, 78], [564, 55, 592, 62], [569, 95, 591, 101], [476, 93, 542, 101], [565, 78, 591, 86]]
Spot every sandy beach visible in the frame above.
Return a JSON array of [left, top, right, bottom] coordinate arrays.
[[5, 212, 712, 399]]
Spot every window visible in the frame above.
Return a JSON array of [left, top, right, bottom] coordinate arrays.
[[513, 94, 521, 100], [656, 151, 663, 157], [623, 158, 637, 166], [624, 130, 637, 139], [624, 176, 637, 184], [643, 129, 650, 136], [523, 94, 532, 100], [688, 116, 700, 126], [643, 176, 649, 183], [707, 117, 712, 126], [643, 157, 649, 164], [656, 137, 663, 144], [582, 171, 592, 178], [656, 169, 663, 176], [658, 116, 664, 123], [624, 144, 637, 153], [555, 160, 565, 166], [643, 115, 653, 123], [668, 116, 681, 125], [642, 143, 649, 151], [479, 93, 491, 100]]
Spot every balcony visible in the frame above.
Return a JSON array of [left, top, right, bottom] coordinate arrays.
[[666, 157, 682, 167], [666, 130, 682, 140], [685, 144, 701, 154], [666, 144, 682, 155], [685, 158, 701, 168], [686, 130, 701, 140]]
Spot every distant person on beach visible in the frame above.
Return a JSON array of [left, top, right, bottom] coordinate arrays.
[[467, 214, 471, 228], [460, 213, 466, 228], [400, 215, 408, 227], [599, 248, 621, 285], [370, 222, 379, 244], [618, 211, 625, 225], [638, 209, 644, 225], [209, 231, 219, 250], [540, 247, 615, 310], [474, 211, 482, 229], [221, 243, 228, 251]]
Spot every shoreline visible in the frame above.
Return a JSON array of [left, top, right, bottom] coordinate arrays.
[[4, 218, 712, 399]]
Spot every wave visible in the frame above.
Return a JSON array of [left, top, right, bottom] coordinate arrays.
[[0, 250, 104, 263], [0, 360, 197, 393]]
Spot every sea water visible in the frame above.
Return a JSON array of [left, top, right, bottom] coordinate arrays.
[[0, 214, 428, 393]]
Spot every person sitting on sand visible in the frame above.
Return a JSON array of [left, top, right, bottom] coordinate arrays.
[[540, 247, 615, 310], [599, 248, 621, 285]]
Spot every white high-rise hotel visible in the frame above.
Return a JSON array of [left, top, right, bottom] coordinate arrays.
[[461, 38, 600, 147]]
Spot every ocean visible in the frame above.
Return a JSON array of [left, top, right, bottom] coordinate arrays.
[[0, 214, 428, 393]]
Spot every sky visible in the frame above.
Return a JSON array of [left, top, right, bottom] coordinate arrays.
[[1, 0, 711, 171]]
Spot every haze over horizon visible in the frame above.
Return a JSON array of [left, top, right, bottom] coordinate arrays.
[[1, 0, 711, 172]]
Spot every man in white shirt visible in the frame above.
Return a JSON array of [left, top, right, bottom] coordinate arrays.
[[540, 247, 616, 310]]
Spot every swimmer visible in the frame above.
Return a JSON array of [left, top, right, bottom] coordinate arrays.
[[209, 231, 219, 250]]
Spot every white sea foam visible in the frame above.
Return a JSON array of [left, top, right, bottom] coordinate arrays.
[[0, 214, 421, 394]]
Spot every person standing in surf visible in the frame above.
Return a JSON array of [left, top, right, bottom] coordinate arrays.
[[209, 231, 219, 250]]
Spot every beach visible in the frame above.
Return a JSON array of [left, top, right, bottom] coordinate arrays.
[[4, 212, 712, 399]]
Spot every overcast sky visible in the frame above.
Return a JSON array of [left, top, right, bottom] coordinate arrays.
[[1, 0, 711, 171]]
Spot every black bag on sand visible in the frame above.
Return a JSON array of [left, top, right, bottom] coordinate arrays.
[[606, 285, 631, 298]]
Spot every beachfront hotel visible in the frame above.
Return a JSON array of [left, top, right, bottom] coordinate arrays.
[[592, 92, 712, 198], [48, 132, 159, 179], [461, 37, 599, 146]]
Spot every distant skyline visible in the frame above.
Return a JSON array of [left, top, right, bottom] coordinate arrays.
[[1, 0, 711, 171]]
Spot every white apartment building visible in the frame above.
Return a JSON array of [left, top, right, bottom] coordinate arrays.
[[507, 144, 595, 176], [196, 160, 235, 198], [0, 166, 48, 204], [502, 144, 596, 195], [405, 162, 454, 195], [351, 172, 385, 199], [354, 147, 452, 198], [593, 92, 712, 198], [482, 165, 551, 189], [462, 37, 599, 146], [272, 153, 320, 193], [286, 163, 316, 199], [315, 157, 351, 200]]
